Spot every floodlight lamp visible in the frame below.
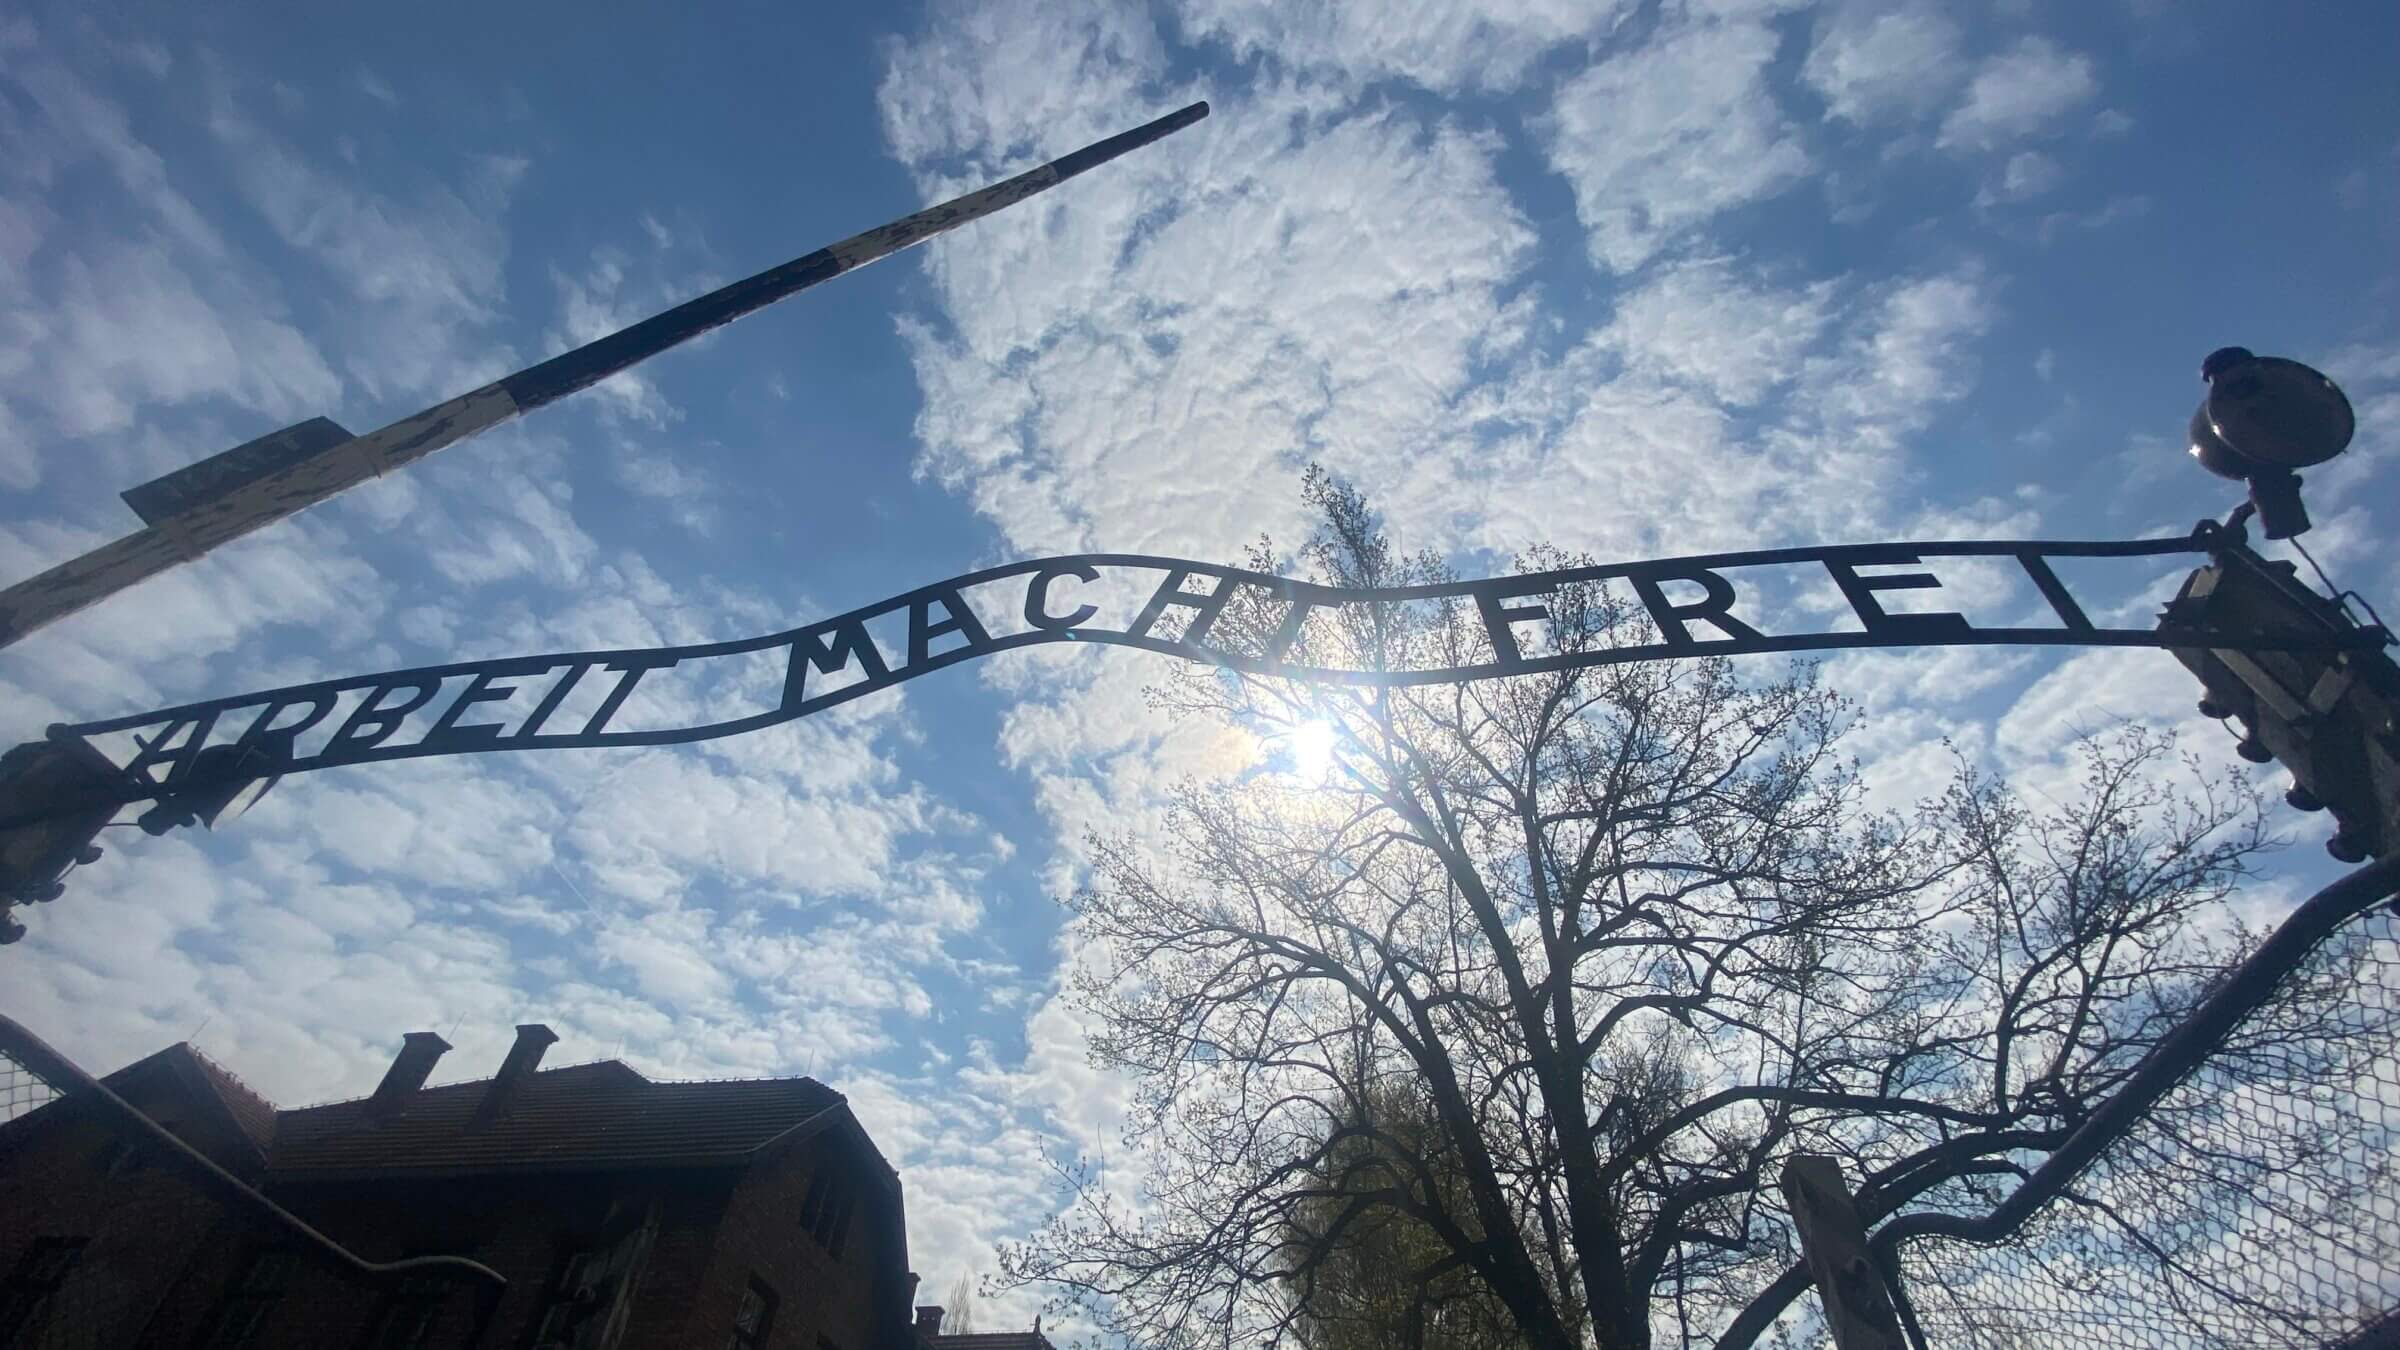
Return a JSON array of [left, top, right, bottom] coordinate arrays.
[[2187, 347, 2354, 539]]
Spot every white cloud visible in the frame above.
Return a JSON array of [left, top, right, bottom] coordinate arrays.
[[1171, 0, 1635, 95], [595, 908, 736, 1009], [0, 63, 347, 484], [0, 832, 538, 1106], [559, 748, 935, 905], [0, 194, 43, 280], [896, 82, 1535, 560], [877, 2, 1170, 171], [6, 61, 225, 257], [1598, 258, 1834, 406], [8, 243, 340, 442], [1938, 37, 2098, 152], [1541, 17, 1810, 272], [259, 759, 561, 894], [838, 1067, 1064, 1328], [610, 441, 717, 533], [1801, 1, 1965, 125], [2033, 193, 2150, 242], [105, 35, 172, 79], [347, 427, 600, 592], [1979, 150, 2065, 204], [1994, 646, 2222, 778], [2321, 342, 2400, 389], [394, 603, 457, 650], [2311, 378, 2396, 503], [1466, 266, 1994, 560], [208, 92, 519, 402], [882, 54, 2007, 1304], [483, 892, 581, 936], [1792, 271, 1992, 451]]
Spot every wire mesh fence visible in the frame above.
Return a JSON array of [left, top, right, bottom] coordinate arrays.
[[2, 1040, 70, 1126], [1888, 902, 2400, 1348]]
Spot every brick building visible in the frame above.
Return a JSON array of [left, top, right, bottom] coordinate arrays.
[[0, 1024, 924, 1349], [910, 1305, 1059, 1350]]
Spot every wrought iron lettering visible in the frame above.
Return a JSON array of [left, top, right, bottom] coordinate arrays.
[[1821, 549, 1972, 641], [40, 532, 2378, 802]]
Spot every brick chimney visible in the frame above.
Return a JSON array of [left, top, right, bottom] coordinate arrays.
[[471, 1023, 558, 1128], [914, 1306, 944, 1338], [365, 1031, 451, 1120]]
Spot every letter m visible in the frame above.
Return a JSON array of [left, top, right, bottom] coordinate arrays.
[[781, 619, 892, 711]]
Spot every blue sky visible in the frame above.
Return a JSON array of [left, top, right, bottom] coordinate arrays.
[[2, 0, 2396, 1317]]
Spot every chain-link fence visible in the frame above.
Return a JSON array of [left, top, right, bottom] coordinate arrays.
[[1884, 901, 2400, 1349]]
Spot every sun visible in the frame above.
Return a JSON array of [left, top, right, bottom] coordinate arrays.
[[1285, 719, 1338, 784]]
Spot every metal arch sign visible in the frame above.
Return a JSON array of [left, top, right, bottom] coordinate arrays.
[[43, 530, 2379, 802]]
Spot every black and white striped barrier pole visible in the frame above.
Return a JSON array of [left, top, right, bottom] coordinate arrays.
[[0, 101, 1210, 650]]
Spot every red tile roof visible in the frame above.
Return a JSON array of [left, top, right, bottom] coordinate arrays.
[[0, 1042, 280, 1176], [185, 1045, 278, 1149], [267, 1059, 846, 1177], [4, 1040, 852, 1180]]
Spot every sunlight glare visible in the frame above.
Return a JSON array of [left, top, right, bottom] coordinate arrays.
[[1287, 719, 1338, 783]]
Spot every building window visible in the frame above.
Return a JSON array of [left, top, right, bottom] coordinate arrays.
[[727, 1277, 777, 1350], [826, 1188, 857, 1260], [200, 1250, 294, 1349], [530, 1251, 603, 1349], [798, 1172, 856, 1259], [0, 1237, 88, 1343], [798, 1170, 831, 1231], [360, 1274, 444, 1350], [529, 1221, 653, 1350]]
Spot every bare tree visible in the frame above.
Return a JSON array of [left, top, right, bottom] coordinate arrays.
[[946, 1271, 979, 1334], [996, 472, 2277, 1350]]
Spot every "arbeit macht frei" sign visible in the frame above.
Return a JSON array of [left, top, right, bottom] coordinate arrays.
[[48, 532, 2363, 799]]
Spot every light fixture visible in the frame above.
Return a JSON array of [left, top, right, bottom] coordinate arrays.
[[2187, 346, 2354, 539]]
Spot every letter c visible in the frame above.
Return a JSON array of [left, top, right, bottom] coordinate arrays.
[[1025, 563, 1100, 631]]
